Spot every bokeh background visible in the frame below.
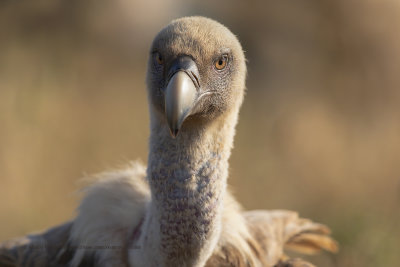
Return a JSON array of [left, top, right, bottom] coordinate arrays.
[[1, 0, 400, 266]]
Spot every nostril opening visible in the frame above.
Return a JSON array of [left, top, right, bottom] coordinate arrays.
[[190, 71, 200, 88]]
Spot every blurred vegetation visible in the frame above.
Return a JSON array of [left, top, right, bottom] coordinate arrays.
[[1, 0, 400, 266]]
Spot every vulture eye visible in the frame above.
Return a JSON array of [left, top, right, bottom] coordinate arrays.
[[155, 52, 164, 65], [214, 55, 228, 70]]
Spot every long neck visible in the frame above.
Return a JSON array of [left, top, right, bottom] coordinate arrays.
[[139, 110, 238, 266]]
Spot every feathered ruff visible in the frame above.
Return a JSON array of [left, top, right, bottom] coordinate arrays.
[[0, 163, 337, 267]]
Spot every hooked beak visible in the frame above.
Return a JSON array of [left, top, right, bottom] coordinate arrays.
[[164, 57, 200, 138]]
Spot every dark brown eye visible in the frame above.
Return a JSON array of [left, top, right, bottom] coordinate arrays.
[[155, 52, 163, 65], [215, 55, 228, 70]]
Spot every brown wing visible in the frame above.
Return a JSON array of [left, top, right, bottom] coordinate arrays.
[[0, 222, 83, 267], [207, 192, 337, 267], [244, 210, 338, 265], [274, 258, 316, 267]]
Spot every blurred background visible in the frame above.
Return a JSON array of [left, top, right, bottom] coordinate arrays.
[[1, 0, 399, 266]]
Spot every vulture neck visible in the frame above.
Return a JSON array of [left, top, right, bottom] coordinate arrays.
[[143, 110, 238, 266]]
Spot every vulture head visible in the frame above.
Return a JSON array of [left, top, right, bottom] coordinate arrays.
[[147, 16, 246, 137]]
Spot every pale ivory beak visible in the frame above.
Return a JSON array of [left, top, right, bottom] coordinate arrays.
[[165, 71, 197, 138]]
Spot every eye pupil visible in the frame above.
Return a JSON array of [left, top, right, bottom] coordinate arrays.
[[215, 55, 228, 70]]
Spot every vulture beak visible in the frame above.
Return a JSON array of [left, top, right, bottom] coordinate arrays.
[[164, 57, 200, 138]]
